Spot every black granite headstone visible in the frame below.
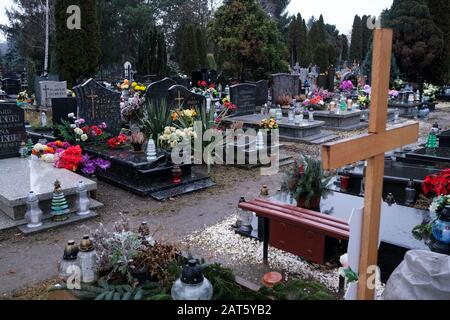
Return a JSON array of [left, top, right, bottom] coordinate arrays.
[[317, 74, 327, 90], [209, 70, 218, 84], [51, 97, 77, 126], [191, 71, 202, 88], [145, 77, 176, 107], [0, 103, 26, 159], [271, 73, 300, 103], [327, 68, 335, 92], [230, 83, 257, 116], [2, 79, 21, 95], [168, 85, 206, 110], [438, 130, 450, 148], [73, 78, 122, 135]]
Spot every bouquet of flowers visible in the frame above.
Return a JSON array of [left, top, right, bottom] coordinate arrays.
[[158, 126, 196, 150], [191, 81, 219, 97], [422, 83, 440, 101], [57, 114, 109, 145], [80, 154, 111, 175], [31, 143, 56, 162], [412, 195, 450, 241], [172, 108, 198, 128], [422, 169, 450, 197], [120, 93, 145, 123], [54, 145, 84, 172], [107, 134, 128, 149], [339, 80, 354, 92], [16, 91, 29, 103], [388, 90, 399, 99], [303, 96, 325, 110], [313, 89, 332, 101], [213, 97, 237, 127], [259, 118, 278, 130], [358, 95, 370, 108]]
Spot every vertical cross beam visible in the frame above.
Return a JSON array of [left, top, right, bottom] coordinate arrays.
[[357, 28, 393, 300]]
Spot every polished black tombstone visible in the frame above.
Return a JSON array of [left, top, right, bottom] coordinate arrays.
[[145, 77, 176, 107], [405, 147, 450, 166], [335, 159, 442, 205], [229, 83, 257, 116], [168, 85, 206, 110], [438, 130, 450, 148], [268, 192, 429, 282], [246, 80, 268, 107], [83, 144, 215, 200], [0, 103, 26, 159], [2, 78, 21, 95], [73, 78, 122, 135], [51, 97, 78, 137]]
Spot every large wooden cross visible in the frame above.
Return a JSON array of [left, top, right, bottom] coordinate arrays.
[[86, 89, 98, 119], [321, 29, 419, 300]]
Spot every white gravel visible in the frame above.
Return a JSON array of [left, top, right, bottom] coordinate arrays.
[[184, 213, 385, 299]]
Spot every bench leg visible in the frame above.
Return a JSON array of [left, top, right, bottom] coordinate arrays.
[[262, 217, 269, 265]]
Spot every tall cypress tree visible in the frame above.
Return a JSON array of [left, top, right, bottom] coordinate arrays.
[[287, 15, 298, 66], [137, 26, 167, 77], [180, 24, 199, 75], [349, 15, 362, 64], [196, 27, 208, 69], [426, 0, 450, 84], [384, 0, 443, 83], [55, 0, 100, 85], [361, 15, 371, 59], [340, 34, 349, 64], [300, 18, 312, 66]]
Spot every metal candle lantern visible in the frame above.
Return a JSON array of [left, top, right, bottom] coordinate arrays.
[[58, 240, 79, 280], [431, 206, 450, 255], [78, 235, 97, 283], [172, 165, 182, 185], [171, 259, 213, 300], [25, 191, 43, 228], [75, 181, 91, 216], [404, 179, 416, 207]]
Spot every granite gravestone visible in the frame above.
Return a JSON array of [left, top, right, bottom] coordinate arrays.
[[1, 79, 21, 95], [51, 97, 77, 127], [168, 85, 206, 110], [271, 73, 300, 103], [145, 77, 176, 107], [191, 71, 203, 87], [40, 81, 67, 107], [34, 74, 59, 106], [230, 83, 257, 116], [246, 80, 268, 107], [0, 103, 26, 159], [327, 68, 336, 91], [317, 74, 327, 89], [74, 78, 122, 135]]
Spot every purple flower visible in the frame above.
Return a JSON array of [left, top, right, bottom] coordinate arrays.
[[56, 148, 65, 154], [94, 157, 111, 171], [47, 142, 57, 149], [340, 80, 354, 92], [62, 142, 71, 149], [363, 85, 371, 95], [78, 118, 85, 125], [99, 122, 107, 129], [81, 161, 97, 175]]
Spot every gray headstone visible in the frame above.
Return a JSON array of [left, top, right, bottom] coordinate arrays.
[[168, 85, 206, 110], [0, 103, 26, 159], [271, 73, 300, 102], [145, 77, 176, 107], [74, 78, 122, 135], [39, 81, 67, 107], [230, 83, 257, 116], [34, 74, 59, 105]]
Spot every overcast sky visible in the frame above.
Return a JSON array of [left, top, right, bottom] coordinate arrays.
[[0, 0, 394, 41]]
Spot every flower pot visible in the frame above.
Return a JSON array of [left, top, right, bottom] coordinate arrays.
[[296, 196, 321, 211], [132, 143, 144, 153]]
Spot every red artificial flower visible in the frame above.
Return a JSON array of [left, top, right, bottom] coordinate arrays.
[[81, 126, 90, 133], [422, 170, 450, 197], [201, 80, 207, 87], [90, 126, 103, 137], [224, 102, 237, 110], [209, 83, 216, 89], [117, 134, 128, 144], [56, 145, 83, 171], [298, 165, 305, 175]]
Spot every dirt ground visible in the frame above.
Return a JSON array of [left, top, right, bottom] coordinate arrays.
[[1, 102, 450, 299]]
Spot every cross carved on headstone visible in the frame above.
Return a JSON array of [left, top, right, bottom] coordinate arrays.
[[42, 84, 50, 107], [86, 89, 98, 119], [321, 29, 419, 300], [174, 91, 184, 107]]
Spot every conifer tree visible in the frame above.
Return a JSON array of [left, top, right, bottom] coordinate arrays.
[[196, 27, 208, 69], [180, 23, 200, 75], [349, 15, 363, 63]]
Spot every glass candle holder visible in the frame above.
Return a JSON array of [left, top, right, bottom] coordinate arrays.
[[76, 181, 91, 216]]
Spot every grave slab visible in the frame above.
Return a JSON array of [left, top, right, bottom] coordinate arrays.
[[226, 114, 337, 144], [438, 130, 450, 148], [0, 158, 98, 220], [405, 147, 450, 165], [84, 144, 215, 198], [360, 109, 395, 123], [306, 110, 367, 131], [388, 101, 423, 117]]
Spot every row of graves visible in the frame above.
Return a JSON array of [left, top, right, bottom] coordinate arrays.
[[231, 30, 450, 300]]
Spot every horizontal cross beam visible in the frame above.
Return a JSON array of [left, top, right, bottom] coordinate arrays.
[[322, 121, 419, 170]]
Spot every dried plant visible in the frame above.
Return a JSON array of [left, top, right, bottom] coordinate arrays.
[[276, 94, 293, 106], [131, 131, 145, 145], [294, 94, 307, 102]]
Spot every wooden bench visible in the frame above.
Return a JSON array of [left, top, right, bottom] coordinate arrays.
[[238, 198, 350, 265]]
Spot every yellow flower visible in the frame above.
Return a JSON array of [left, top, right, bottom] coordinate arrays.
[[132, 82, 137, 88]]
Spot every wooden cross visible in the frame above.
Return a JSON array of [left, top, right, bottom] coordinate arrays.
[[174, 91, 184, 107], [86, 89, 98, 119], [321, 29, 419, 300]]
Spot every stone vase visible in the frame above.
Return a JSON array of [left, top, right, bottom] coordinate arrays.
[[296, 196, 321, 212]]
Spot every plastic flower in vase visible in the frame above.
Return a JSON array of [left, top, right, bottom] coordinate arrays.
[[339, 80, 354, 92]]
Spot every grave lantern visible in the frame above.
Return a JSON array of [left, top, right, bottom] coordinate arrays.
[[78, 235, 97, 283], [404, 179, 416, 207], [75, 181, 91, 216], [430, 206, 450, 254], [171, 259, 213, 300], [19, 141, 28, 158], [172, 165, 182, 185], [58, 240, 79, 280], [236, 197, 252, 233], [25, 191, 43, 228]]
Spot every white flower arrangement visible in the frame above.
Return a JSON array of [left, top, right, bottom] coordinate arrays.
[[159, 126, 196, 149], [41, 153, 55, 163]]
